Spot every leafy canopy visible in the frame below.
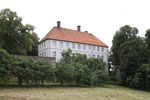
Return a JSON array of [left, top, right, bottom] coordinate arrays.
[[0, 8, 38, 55]]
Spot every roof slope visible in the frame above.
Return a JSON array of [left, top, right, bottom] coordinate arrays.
[[40, 27, 108, 47]]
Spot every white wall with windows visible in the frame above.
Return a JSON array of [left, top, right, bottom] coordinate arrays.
[[38, 39, 108, 66]]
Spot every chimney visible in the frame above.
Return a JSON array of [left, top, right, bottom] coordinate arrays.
[[57, 21, 61, 28], [77, 25, 81, 31], [85, 31, 88, 33]]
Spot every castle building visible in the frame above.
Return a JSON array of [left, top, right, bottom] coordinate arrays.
[[38, 21, 108, 69]]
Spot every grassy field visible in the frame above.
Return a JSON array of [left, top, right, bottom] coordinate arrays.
[[0, 84, 150, 100]]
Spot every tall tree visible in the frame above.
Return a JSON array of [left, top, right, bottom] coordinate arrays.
[[0, 49, 12, 84], [111, 25, 149, 85], [0, 8, 35, 55], [27, 32, 39, 56], [145, 29, 150, 50], [111, 25, 138, 66]]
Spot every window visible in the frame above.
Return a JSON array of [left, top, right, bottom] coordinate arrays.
[[44, 52, 46, 56], [59, 41, 63, 48], [44, 42, 46, 47], [93, 55, 95, 58], [60, 52, 63, 57], [83, 44, 86, 50], [72, 43, 75, 49], [97, 55, 100, 58], [53, 51, 56, 57], [42, 43, 43, 48], [88, 54, 91, 57], [66, 42, 69, 48], [97, 47, 100, 51], [78, 44, 81, 49], [102, 47, 104, 52], [93, 46, 95, 51], [53, 40, 56, 47], [88, 45, 91, 50], [101, 55, 104, 61]]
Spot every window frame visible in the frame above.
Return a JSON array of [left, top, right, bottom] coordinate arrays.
[[53, 40, 56, 47], [59, 41, 63, 48], [78, 43, 81, 49], [83, 44, 86, 50], [72, 43, 75, 49], [53, 51, 56, 57]]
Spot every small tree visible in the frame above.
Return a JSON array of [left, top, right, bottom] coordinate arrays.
[[12, 56, 33, 86], [56, 61, 75, 86], [33, 60, 54, 86]]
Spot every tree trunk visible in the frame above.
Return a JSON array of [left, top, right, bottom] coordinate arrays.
[[18, 77, 22, 86], [41, 80, 44, 86], [26, 79, 29, 86], [76, 76, 79, 86], [61, 79, 63, 86]]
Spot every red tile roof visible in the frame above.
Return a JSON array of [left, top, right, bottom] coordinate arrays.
[[40, 27, 108, 47]]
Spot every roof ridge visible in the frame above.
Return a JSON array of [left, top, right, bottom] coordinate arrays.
[[54, 26, 91, 34], [40, 26, 108, 47]]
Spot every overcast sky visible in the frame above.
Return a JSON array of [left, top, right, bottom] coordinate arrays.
[[1, 0, 150, 49]]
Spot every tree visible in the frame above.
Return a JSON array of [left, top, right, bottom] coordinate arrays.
[[0, 8, 35, 55], [119, 38, 147, 84], [145, 29, 150, 50], [87, 58, 106, 71], [27, 32, 39, 56], [111, 25, 149, 86], [0, 49, 12, 84], [111, 25, 138, 66], [33, 60, 54, 85], [56, 49, 109, 86], [56, 61, 75, 86], [12, 56, 33, 86]]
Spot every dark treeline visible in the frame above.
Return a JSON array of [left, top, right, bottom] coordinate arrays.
[[0, 49, 109, 86], [111, 25, 150, 90]]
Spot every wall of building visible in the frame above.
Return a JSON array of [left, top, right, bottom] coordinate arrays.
[[38, 39, 108, 70]]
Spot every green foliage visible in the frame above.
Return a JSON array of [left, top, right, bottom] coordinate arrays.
[[27, 32, 39, 56], [33, 60, 54, 85], [145, 29, 150, 50], [115, 69, 122, 84], [11, 56, 54, 86], [87, 58, 106, 71], [129, 64, 150, 90], [0, 8, 38, 55], [56, 61, 75, 86], [56, 49, 109, 86], [111, 25, 138, 66], [12, 56, 34, 86], [0, 49, 12, 84], [111, 25, 150, 87]]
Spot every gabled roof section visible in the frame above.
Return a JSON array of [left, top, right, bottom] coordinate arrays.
[[40, 27, 108, 47]]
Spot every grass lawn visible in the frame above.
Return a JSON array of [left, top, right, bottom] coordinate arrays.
[[0, 84, 150, 100]]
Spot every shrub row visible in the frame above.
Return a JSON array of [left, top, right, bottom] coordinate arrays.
[[0, 49, 109, 86]]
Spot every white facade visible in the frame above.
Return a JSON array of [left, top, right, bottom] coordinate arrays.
[[38, 39, 108, 66]]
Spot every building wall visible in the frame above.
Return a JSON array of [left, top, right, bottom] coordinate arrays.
[[38, 39, 108, 71]]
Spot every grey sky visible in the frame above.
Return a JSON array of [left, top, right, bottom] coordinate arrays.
[[1, 0, 150, 49]]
